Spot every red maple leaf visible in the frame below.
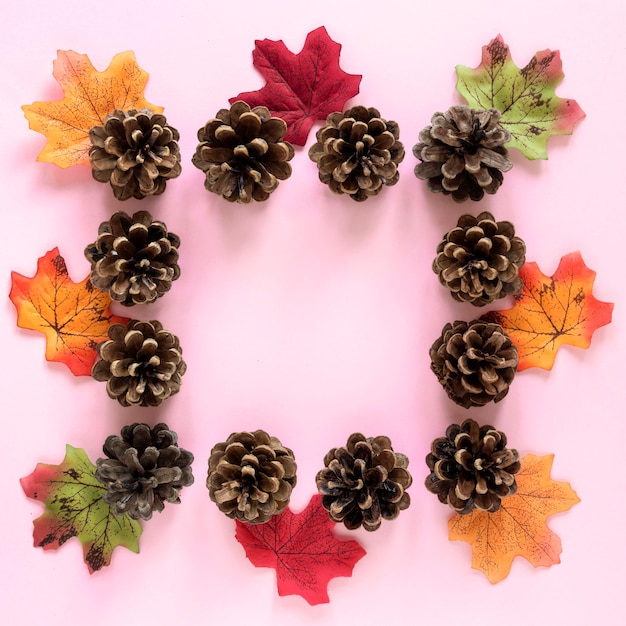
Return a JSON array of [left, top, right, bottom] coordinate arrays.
[[235, 495, 366, 605], [231, 26, 362, 146]]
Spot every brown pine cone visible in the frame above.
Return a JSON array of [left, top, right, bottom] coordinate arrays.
[[96, 423, 194, 521], [413, 105, 512, 202], [433, 211, 526, 306], [192, 101, 294, 203], [92, 320, 186, 407], [430, 320, 518, 408], [84, 210, 181, 306], [308, 106, 405, 201], [425, 418, 520, 514], [89, 108, 182, 200], [207, 430, 297, 524], [316, 433, 412, 531]]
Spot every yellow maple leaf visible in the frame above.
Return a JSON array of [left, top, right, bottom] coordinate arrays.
[[448, 454, 580, 583], [9, 248, 129, 376], [22, 50, 163, 168]]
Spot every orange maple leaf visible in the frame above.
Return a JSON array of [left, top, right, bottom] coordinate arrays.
[[482, 251, 613, 371], [22, 50, 163, 168], [9, 248, 129, 376], [448, 454, 580, 584]]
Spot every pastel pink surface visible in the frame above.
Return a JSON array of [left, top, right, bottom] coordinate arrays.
[[2, 2, 624, 625]]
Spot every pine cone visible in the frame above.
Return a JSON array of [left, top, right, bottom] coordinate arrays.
[[92, 320, 186, 407], [96, 423, 194, 521], [316, 433, 412, 531], [207, 430, 297, 524], [425, 418, 520, 514], [433, 211, 526, 306], [84, 210, 181, 306], [309, 106, 405, 202], [413, 105, 512, 202], [89, 108, 182, 200], [191, 101, 294, 203], [430, 320, 518, 408]]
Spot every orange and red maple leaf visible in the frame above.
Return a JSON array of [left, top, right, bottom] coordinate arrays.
[[9, 248, 129, 376], [449, 454, 580, 583], [22, 50, 163, 168], [482, 251, 613, 371]]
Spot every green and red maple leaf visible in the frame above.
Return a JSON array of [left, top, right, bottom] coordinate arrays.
[[20, 445, 142, 573], [456, 35, 585, 159]]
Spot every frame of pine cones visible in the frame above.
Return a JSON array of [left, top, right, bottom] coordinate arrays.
[[15, 28, 601, 599]]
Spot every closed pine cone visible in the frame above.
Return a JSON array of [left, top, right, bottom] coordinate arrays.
[[89, 108, 182, 200], [192, 101, 294, 203], [433, 211, 526, 306], [316, 433, 412, 531], [308, 106, 405, 201], [84, 210, 180, 306], [96, 423, 194, 521], [92, 320, 186, 407], [425, 418, 520, 514], [430, 320, 518, 408], [207, 430, 297, 524], [413, 105, 512, 202]]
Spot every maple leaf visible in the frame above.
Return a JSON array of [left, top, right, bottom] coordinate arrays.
[[456, 35, 585, 159], [22, 50, 163, 168], [231, 26, 362, 146], [448, 454, 580, 584], [235, 494, 366, 605], [481, 251, 613, 371], [9, 248, 129, 376], [20, 445, 142, 573]]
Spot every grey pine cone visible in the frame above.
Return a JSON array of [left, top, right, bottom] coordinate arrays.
[[89, 108, 182, 200], [413, 105, 512, 202], [430, 320, 518, 408], [84, 210, 181, 306], [433, 211, 526, 306], [92, 320, 186, 407], [192, 101, 294, 203], [316, 433, 412, 531], [96, 422, 194, 521], [207, 430, 297, 524], [425, 418, 520, 514], [308, 106, 405, 201]]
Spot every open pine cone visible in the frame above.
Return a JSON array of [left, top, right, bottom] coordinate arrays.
[[92, 319, 186, 407], [413, 105, 512, 202], [192, 101, 294, 203], [425, 418, 520, 514], [316, 433, 412, 531], [84, 210, 180, 306], [207, 430, 297, 524], [96, 423, 194, 521], [308, 106, 405, 201], [89, 108, 182, 200], [430, 320, 518, 408], [433, 211, 526, 306]]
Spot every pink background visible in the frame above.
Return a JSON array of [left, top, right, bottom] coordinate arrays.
[[1, 1, 623, 624]]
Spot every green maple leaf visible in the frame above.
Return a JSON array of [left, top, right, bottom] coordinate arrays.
[[456, 35, 585, 159], [20, 445, 142, 573]]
